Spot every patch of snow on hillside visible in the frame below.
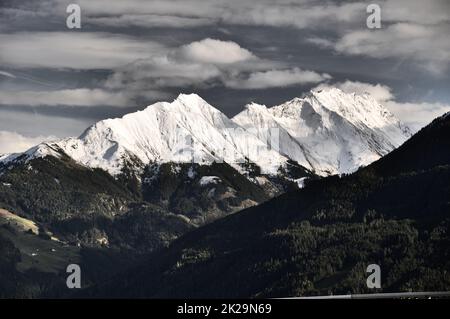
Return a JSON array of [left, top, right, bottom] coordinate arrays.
[[199, 176, 221, 186]]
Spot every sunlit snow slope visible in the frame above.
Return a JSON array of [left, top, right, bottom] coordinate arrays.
[[233, 88, 411, 175], [1, 94, 288, 176], [1, 89, 411, 177]]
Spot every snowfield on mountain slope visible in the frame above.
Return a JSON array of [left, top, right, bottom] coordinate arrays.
[[199, 176, 221, 186], [233, 88, 411, 175], [1, 94, 289, 176], [1, 89, 411, 177]]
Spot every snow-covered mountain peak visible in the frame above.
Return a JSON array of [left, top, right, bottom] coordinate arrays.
[[2, 89, 412, 178], [235, 103, 274, 128], [309, 88, 395, 129], [174, 93, 210, 106], [4, 94, 289, 176], [150, 93, 221, 117], [0, 141, 63, 166], [244, 102, 268, 111], [233, 88, 412, 175]]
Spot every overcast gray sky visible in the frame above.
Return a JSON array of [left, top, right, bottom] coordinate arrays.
[[1, 0, 450, 153]]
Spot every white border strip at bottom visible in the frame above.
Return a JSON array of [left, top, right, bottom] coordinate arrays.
[[282, 291, 450, 299]]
